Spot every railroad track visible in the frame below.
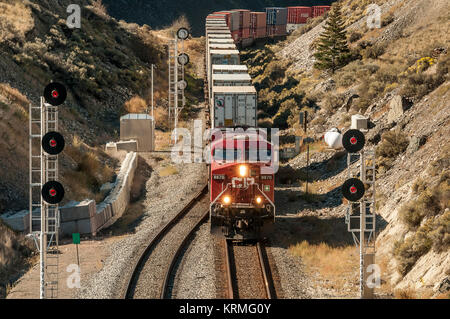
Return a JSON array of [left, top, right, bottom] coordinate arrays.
[[123, 184, 209, 299], [224, 239, 277, 299]]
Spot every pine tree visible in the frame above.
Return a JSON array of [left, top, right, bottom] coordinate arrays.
[[314, 2, 351, 73]]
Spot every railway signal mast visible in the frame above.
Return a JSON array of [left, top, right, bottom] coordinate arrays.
[[341, 129, 377, 299], [29, 82, 66, 299], [168, 27, 190, 144]]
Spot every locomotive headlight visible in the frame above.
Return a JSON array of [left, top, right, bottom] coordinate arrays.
[[256, 196, 262, 204], [239, 165, 247, 177], [223, 196, 231, 205]]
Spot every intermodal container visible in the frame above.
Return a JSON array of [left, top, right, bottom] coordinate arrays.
[[231, 30, 240, 43], [253, 27, 267, 38], [287, 6, 312, 24], [312, 6, 331, 18], [265, 7, 288, 25], [266, 24, 287, 37], [230, 9, 251, 29], [211, 86, 257, 128], [212, 11, 232, 27], [217, 11, 240, 31], [250, 12, 267, 39], [240, 27, 251, 39], [250, 12, 266, 29]]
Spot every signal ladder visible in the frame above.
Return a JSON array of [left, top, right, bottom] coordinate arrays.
[[345, 149, 376, 298], [29, 97, 60, 299], [168, 33, 186, 144]]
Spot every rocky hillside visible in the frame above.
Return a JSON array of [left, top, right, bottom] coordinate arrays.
[[102, 0, 333, 36], [0, 0, 168, 212], [242, 0, 449, 297]]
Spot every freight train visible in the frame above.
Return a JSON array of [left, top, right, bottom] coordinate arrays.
[[206, 6, 331, 48], [205, 6, 330, 239]]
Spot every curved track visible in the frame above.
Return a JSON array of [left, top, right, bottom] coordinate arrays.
[[123, 185, 209, 299]]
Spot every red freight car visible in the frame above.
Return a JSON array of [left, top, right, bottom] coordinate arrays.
[[250, 12, 267, 39], [312, 5, 331, 18], [287, 6, 312, 24]]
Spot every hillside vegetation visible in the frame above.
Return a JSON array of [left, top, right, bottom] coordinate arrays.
[[242, 0, 449, 298]]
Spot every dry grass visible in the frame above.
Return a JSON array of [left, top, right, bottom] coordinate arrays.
[[0, 1, 34, 43], [289, 241, 359, 288], [91, 0, 108, 17], [394, 288, 417, 299], [0, 83, 29, 107], [0, 221, 34, 298], [63, 137, 115, 202], [124, 96, 147, 114]]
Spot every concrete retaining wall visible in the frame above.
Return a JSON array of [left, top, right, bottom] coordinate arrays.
[[1, 152, 138, 237], [93, 151, 138, 233]]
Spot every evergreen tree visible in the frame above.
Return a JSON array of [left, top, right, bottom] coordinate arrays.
[[314, 2, 351, 73]]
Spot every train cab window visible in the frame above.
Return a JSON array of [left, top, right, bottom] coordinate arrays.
[[245, 148, 272, 163], [213, 148, 242, 162]]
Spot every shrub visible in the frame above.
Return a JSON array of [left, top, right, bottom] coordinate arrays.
[[376, 131, 409, 172], [393, 223, 433, 276], [376, 130, 409, 170], [322, 93, 345, 114], [124, 96, 147, 113], [381, 13, 395, 27], [362, 43, 386, 59], [429, 209, 450, 253], [348, 31, 362, 43]]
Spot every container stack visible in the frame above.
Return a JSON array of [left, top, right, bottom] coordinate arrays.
[[312, 5, 331, 18], [286, 6, 312, 33], [250, 12, 267, 39], [230, 9, 251, 41], [265, 7, 287, 37]]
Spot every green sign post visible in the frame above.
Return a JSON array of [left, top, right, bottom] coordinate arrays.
[[72, 233, 80, 266]]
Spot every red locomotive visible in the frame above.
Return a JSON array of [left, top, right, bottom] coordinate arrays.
[[209, 129, 275, 239]]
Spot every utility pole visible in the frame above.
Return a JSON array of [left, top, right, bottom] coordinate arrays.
[[151, 64, 156, 127]]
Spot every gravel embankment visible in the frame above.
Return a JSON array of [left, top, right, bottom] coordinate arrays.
[[76, 156, 208, 299], [172, 223, 217, 299], [131, 196, 209, 299]]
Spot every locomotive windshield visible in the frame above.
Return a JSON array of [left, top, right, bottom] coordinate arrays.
[[245, 149, 271, 163], [213, 148, 242, 162]]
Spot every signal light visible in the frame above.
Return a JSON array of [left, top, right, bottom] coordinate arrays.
[[342, 178, 365, 202], [44, 82, 67, 106], [42, 131, 65, 155], [42, 181, 65, 204], [342, 129, 365, 153], [177, 27, 190, 40], [177, 53, 190, 66]]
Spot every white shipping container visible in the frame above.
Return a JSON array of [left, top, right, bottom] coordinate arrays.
[[211, 86, 257, 128], [212, 64, 248, 74], [208, 34, 232, 39], [209, 44, 237, 50], [208, 49, 240, 96], [212, 73, 252, 87], [209, 38, 235, 45]]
